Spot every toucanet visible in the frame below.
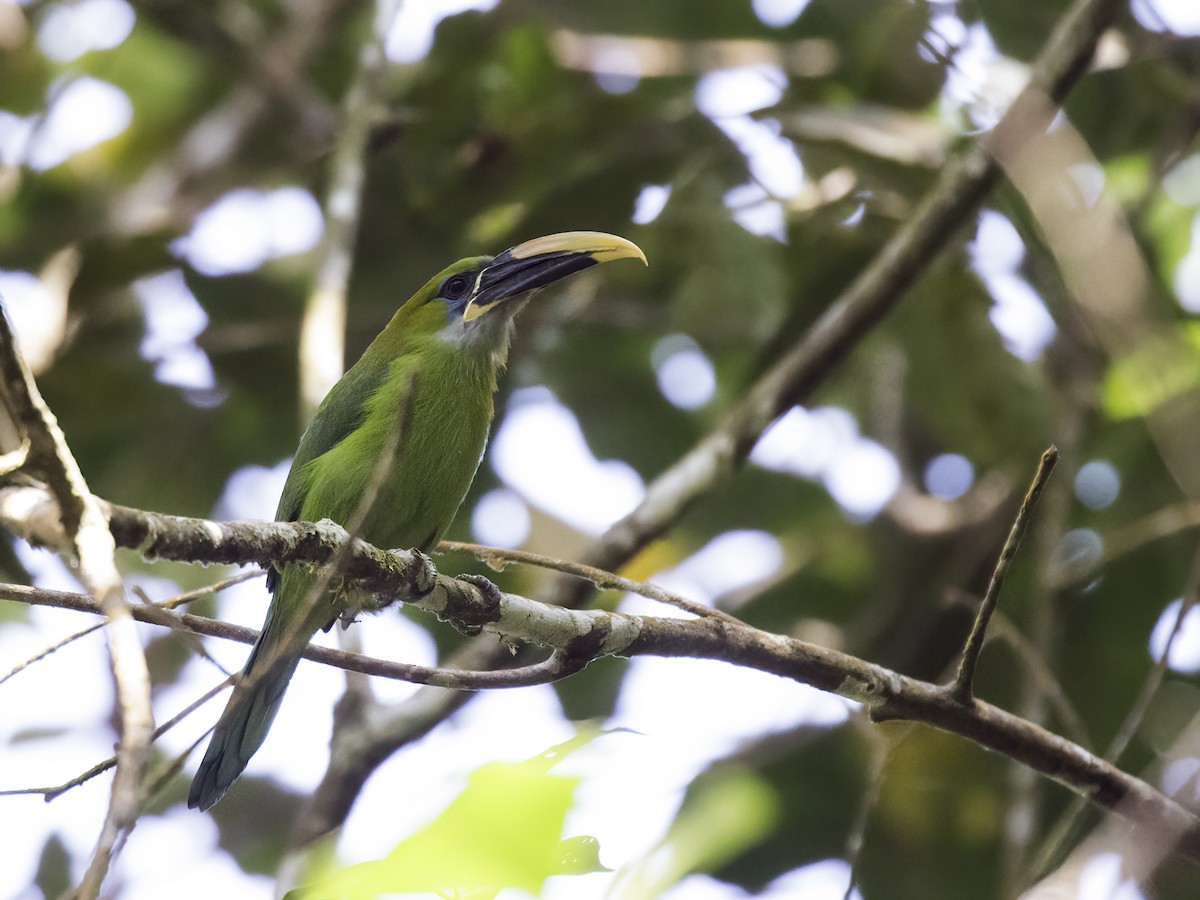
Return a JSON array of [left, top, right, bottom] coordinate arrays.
[[188, 231, 646, 810]]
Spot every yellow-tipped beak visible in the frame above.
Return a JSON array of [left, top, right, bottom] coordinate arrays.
[[462, 231, 646, 322], [505, 231, 648, 266]]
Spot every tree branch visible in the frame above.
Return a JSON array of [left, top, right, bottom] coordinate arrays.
[[3, 483, 1200, 866], [0, 581, 586, 692], [0, 310, 153, 900], [437, 539, 745, 624], [948, 446, 1059, 703]]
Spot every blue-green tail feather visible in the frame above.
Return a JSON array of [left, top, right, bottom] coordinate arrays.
[[187, 607, 301, 811]]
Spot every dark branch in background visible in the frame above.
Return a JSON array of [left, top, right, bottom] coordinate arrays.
[[3, 484, 1200, 866], [948, 446, 1059, 703], [0, 308, 153, 899], [288, 0, 1128, 846], [111, 0, 359, 236], [978, 608, 1091, 750]]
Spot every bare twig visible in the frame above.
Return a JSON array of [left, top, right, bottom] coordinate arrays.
[[0, 677, 235, 801], [0, 582, 588, 690], [948, 447, 1059, 704], [1, 571, 259, 687], [1, 618, 105, 687], [438, 539, 745, 625]]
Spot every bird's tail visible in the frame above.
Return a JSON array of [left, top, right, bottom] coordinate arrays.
[[187, 606, 303, 811]]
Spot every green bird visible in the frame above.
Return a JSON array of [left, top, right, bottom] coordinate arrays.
[[188, 231, 645, 810]]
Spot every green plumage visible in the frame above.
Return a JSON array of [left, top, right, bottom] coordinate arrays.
[[189, 233, 644, 810]]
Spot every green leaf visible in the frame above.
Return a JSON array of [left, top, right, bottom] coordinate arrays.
[[291, 736, 599, 899], [1101, 328, 1200, 420]]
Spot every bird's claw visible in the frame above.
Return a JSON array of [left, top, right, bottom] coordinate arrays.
[[450, 573, 503, 636]]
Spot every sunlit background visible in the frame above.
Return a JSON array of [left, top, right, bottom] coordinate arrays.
[[2, 0, 1200, 897]]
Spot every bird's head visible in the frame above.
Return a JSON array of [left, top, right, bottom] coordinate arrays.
[[399, 231, 646, 357]]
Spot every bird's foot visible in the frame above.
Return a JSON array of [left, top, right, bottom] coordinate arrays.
[[448, 573, 503, 636]]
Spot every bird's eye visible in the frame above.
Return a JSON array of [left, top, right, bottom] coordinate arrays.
[[442, 273, 472, 301]]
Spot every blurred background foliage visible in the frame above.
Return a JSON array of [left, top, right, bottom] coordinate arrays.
[[2, 0, 1200, 897]]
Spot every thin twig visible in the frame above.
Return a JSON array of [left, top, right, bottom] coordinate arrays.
[[1, 571, 260, 688], [948, 447, 1059, 704], [944, 588, 1092, 750], [1, 619, 105, 687], [979, 607, 1091, 750], [151, 570, 265, 611], [1031, 544, 1200, 880], [140, 570, 264, 674], [438, 540, 745, 625], [0, 677, 235, 801], [843, 723, 904, 900], [1, 582, 588, 689]]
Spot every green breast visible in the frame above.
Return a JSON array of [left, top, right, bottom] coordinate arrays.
[[296, 342, 497, 553]]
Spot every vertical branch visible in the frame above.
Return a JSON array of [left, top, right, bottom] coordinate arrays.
[[0, 302, 153, 899], [948, 447, 1059, 704], [299, 0, 402, 419]]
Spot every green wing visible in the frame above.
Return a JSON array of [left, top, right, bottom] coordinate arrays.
[[266, 351, 390, 592], [273, 351, 390, 523]]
